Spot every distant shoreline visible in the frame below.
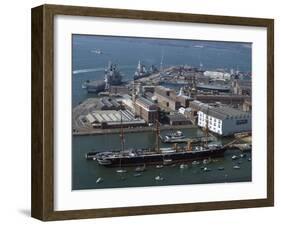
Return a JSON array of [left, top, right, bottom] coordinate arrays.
[[73, 124, 197, 136]]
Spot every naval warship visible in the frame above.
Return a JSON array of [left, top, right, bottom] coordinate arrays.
[[82, 61, 123, 93], [133, 60, 158, 80]]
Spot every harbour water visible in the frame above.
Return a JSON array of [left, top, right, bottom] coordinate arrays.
[[72, 128, 251, 190], [72, 35, 252, 190], [72, 35, 251, 106]]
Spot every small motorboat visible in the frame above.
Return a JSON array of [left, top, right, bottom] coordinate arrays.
[[116, 169, 127, 173], [161, 130, 186, 143], [155, 175, 164, 181], [91, 49, 103, 54], [135, 165, 146, 172], [180, 164, 188, 169], [156, 165, 164, 169], [192, 160, 200, 165], [96, 177, 103, 184], [217, 166, 225, 171], [163, 159, 173, 165], [203, 159, 210, 164], [240, 153, 246, 158], [203, 167, 211, 172], [233, 165, 240, 169], [232, 155, 239, 160], [165, 130, 185, 140]]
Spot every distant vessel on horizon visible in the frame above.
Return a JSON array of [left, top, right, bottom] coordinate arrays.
[[91, 49, 103, 54], [193, 45, 204, 48]]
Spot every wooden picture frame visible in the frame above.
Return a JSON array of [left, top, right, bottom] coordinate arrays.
[[31, 4, 274, 221]]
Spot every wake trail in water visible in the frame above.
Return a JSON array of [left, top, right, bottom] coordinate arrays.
[[73, 65, 135, 75], [72, 68, 104, 74]]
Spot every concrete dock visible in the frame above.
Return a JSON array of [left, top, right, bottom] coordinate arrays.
[[73, 124, 197, 136]]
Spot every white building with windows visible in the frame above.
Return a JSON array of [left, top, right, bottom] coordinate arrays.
[[197, 105, 251, 136]]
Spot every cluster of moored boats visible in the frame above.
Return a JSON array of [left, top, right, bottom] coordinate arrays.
[[93, 151, 251, 184]]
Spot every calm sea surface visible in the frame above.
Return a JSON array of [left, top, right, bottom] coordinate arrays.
[[72, 35, 252, 190]]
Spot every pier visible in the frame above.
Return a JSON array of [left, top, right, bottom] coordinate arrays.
[[223, 134, 252, 151]]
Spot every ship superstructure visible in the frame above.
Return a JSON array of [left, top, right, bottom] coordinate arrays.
[[133, 60, 158, 80], [104, 61, 123, 90], [82, 61, 123, 93]]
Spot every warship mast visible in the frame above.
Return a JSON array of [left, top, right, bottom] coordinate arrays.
[[120, 109, 125, 152], [155, 116, 161, 154], [160, 50, 164, 76], [203, 106, 210, 146], [116, 108, 127, 173]]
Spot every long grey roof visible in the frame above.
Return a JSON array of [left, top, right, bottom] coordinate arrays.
[[136, 96, 155, 107], [168, 114, 188, 121], [199, 105, 251, 120]]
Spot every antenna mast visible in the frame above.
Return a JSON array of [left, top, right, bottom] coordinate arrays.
[[155, 115, 160, 153], [160, 50, 164, 75], [132, 80, 137, 117], [204, 106, 209, 146], [120, 109, 125, 152]]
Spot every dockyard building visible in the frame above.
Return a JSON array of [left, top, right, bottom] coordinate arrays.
[[97, 97, 123, 110], [86, 110, 146, 129], [154, 86, 191, 111], [196, 94, 248, 106], [167, 112, 192, 126], [197, 104, 251, 136], [135, 96, 159, 123]]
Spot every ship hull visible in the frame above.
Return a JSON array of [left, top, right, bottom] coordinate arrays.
[[82, 81, 105, 93], [133, 74, 150, 80], [94, 148, 226, 167]]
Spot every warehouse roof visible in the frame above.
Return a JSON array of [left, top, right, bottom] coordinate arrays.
[[136, 96, 157, 110], [199, 105, 251, 120], [167, 112, 189, 122]]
